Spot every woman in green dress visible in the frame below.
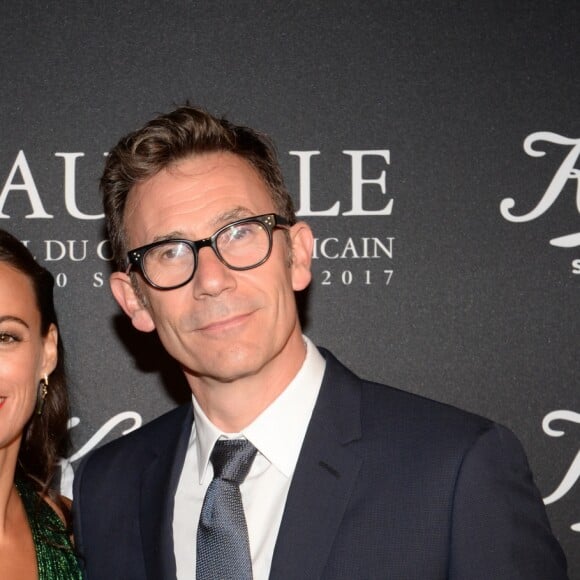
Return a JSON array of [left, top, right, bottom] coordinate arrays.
[[0, 229, 82, 579]]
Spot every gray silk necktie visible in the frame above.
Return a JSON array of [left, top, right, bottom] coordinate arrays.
[[196, 439, 258, 580]]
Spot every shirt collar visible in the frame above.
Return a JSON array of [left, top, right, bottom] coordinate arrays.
[[191, 336, 326, 483]]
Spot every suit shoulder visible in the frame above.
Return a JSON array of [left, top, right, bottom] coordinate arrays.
[[364, 377, 493, 433], [361, 378, 520, 465], [321, 347, 496, 443], [324, 352, 528, 481]]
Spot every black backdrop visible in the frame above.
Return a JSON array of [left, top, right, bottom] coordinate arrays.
[[1, 1, 579, 576]]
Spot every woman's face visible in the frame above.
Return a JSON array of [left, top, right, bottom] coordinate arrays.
[[0, 262, 57, 454]]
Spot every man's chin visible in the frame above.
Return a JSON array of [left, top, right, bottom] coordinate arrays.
[[182, 349, 262, 384]]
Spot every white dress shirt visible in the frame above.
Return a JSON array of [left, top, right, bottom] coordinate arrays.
[[173, 337, 326, 580]]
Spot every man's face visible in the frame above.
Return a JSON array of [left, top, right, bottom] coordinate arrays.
[[112, 152, 313, 394]]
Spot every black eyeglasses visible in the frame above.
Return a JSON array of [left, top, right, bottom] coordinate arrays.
[[125, 213, 291, 289]]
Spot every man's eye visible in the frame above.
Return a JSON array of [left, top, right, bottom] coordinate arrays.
[[161, 247, 180, 260], [153, 243, 190, 261], [224, 224, 255, 243]]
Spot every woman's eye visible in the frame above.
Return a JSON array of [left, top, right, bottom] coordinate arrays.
[[0, 332, 17, 344]]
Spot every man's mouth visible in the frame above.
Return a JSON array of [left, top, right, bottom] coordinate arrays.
[[198, 312, 252, 333], [0, 397, 6, 408]]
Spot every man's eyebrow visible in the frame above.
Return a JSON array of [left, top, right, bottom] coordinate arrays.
[[0, 315, 29, 328], [210, 207, 254, 227], [148, 207, 256, 244], [150, 232, 186, 243]]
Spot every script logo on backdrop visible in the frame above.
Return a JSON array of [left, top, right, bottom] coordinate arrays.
[[0, 149, 395, 289], [542, 410, 580, 533], [500, 132, 580, 274], [59, 413, 142, 498]]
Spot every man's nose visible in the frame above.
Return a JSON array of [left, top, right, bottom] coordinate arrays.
[[191, 245, 236, 298]]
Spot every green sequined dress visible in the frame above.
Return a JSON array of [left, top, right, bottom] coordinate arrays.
[[15, 479, 82, 580]]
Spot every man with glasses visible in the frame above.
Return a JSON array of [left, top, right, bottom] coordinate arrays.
[[73, 106, 567, 579]]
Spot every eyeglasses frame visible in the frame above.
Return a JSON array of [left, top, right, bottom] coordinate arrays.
[[125, 213, 292, 290]]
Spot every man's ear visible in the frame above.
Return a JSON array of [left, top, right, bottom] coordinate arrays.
[[109, 272, 156, 332], [289, 221, 314, 291]]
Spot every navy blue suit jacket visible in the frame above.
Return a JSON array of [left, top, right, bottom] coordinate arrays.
[[73, 349, 568, 579]]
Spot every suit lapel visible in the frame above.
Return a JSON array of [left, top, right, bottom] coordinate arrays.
[[270, 351, 363, 579], [139, 404, 193, 580]]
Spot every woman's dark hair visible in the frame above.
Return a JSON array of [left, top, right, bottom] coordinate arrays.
[[0, 229, 71, 509]]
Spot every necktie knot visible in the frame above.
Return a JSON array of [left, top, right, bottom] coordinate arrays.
[[210, 439, 257, 484]]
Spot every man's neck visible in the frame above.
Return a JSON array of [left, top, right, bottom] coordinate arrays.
[[186, 334, 307, 432]]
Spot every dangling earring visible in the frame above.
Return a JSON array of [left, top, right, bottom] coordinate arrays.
[[36, 374, 49, 416]]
